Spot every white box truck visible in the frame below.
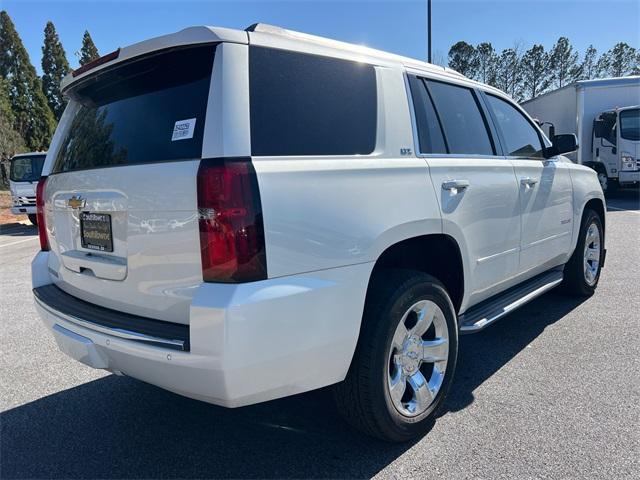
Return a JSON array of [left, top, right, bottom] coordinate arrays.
[[522, 76, 640, 195]]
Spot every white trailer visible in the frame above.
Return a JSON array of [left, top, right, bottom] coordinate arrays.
[[522, 76, 640, 194]]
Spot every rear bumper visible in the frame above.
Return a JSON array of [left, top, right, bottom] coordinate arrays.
[[10, 206, 36, 214], [32, 251, 372, 407]]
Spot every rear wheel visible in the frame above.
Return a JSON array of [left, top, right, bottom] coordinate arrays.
[[562, 209, 604, 296], [333, 270, 458, 442], [27, 214, 38, 226]]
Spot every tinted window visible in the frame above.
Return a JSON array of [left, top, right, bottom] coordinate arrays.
[[487, 95, 544, 158], [408, 75, 447, 154], [620, 109, 639, 141], [52, 45, 215, 173], [10, 155, 46, 182], [425, 81, 494, 156], [250, 47, 377, 156]]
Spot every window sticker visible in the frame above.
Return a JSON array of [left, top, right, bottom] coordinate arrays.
[[172, 118, 196, 141]]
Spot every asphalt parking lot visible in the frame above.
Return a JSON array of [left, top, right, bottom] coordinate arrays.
[[1, 191, 638, 479]]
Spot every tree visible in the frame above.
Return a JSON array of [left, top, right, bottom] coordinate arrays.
[[475, 42, 498, 84], [448, 41, 479, 78], [520, 44, 551, 100], [42, 21, 70, 120], [0, 78, 26, 185], [603, 43, 638, 77], [579, 45, 599, 80], [79, 30, 99, 66], [0, 10, 55, 151], [494, 48, 522, 100], [549, 37, 580, 88]]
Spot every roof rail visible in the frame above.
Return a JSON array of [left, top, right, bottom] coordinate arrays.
[[245, 23, 286, 34]]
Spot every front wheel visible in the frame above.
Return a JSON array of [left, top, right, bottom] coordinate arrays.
[[333, 270, 458, 442], [562, 209, 604, 296], [27, 214, 38, 226], [597, 172, 618, 197]]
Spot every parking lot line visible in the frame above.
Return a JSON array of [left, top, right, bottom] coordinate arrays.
[[0, 237, 39, 248], [607, 206, 640, 214]]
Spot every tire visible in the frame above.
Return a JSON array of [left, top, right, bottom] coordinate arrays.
[[27, 214, 38, 226], [333, 269, 458, 442], [561, 209, 604, 296], [597, 171, 618, 197]]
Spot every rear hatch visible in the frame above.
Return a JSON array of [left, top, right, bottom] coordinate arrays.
[[43, 45, 216, 324]]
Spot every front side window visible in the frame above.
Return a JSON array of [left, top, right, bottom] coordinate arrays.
[[53, 45, 215, 173], [10, 155, 46, 182], [486, 95, 544, 158], [620, 108, 640, 141], [408, 75, 447, 154], [426, 80, 494, 156], [249, 47, 377, 156]]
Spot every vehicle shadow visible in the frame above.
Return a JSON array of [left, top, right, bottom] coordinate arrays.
[[1, 292, 587, 479], [606, 188, 639, 212], [0, 222, 37, 238]]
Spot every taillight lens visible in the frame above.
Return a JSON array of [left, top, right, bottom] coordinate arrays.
[[35, 176, 49, 251], [196, 158, 267, 282]]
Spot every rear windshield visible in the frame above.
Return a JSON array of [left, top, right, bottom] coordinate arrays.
[[10, 155, 46, 182], [52, 45, 215, 173]]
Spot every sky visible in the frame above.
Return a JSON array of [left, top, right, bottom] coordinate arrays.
[[3, 0, 640, 74]]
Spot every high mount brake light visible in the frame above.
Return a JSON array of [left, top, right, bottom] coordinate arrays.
[[196, 158, 267, 283], [72, 49, 120, 77], [35, 176, 49, 251]]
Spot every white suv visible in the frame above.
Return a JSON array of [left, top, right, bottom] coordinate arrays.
[[32, 24, 606, 442]]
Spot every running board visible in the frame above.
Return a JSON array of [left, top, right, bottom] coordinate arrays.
[[458, 269, 564, 334]]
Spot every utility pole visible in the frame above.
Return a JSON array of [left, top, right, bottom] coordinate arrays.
[[427, 0, 432, 63]]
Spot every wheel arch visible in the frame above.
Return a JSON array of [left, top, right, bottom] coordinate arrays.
[[366, 234, 465, 314]]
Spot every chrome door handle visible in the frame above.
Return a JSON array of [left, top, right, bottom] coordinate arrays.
[[442, 180, 470, 193], [520, 177, 538, 188]]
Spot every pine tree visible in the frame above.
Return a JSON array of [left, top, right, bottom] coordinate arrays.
[[1, 77, 26, 186], [520, 44, 551, 100], [579, 45, 598, 80], [42, 21, 70, 120], [79, 30, 99, 65], [604, 43, 638, 77], [475, 42, 498, 84], [448, 41, 479, 78], [494, 48, 522, 100], [549, 37, 580, 88], [0, 10, 55, 151]]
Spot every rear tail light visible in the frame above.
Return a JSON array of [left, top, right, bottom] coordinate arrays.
[[196, 158, 267, 282], [35, 176, 49, 251]]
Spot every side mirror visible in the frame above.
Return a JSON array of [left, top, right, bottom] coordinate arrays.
[[547, 134, 578, 157], [593, 120, 606, 138]]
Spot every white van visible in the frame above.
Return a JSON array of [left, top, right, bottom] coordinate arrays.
[[32, 24, 605, 441], [9, 152, 46, 225]]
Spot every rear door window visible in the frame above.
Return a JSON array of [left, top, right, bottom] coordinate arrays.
[[249, 47, 377, 156], [425, 80, 495, 156], [52, 45, 215, 173], [486, 94, 545, 158], [408, 75, 447, 154]]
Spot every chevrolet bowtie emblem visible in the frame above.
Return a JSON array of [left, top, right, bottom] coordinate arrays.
[[67, 195, 86, 209]]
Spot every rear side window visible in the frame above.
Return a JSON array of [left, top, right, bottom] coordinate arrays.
[[408, 75, 447, 154], [10, 155, 46, 182], [426, 80, 494, 156], [52, 45, 215, 173], [249, 47, 377, 156], [486, 95, 544, 158]]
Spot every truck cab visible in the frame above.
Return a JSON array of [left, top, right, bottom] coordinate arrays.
[[592, 105, 640, 193], [9, 152, 47, 225]]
